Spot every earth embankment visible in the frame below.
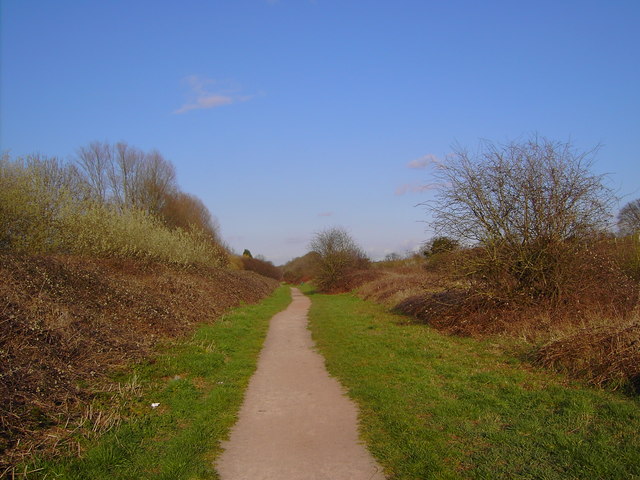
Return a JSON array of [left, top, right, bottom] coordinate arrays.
[[0, 254, 278, 468]]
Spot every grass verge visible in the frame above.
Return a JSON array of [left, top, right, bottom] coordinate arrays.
[[19, 285, 291, 480], [306, 289, 640, 480]]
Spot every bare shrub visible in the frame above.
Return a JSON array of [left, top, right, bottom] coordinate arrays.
[[612, 234, 640, 281], [75, 141, 177, 214], [618, 198, 640, 236], [395, 239, 638, 335], [423, 236, 459, 256], [310, 227, 369, 292], [374, 252, 425, 271], [535, 316, 640, 392], [357, 270, 439, 306], [239, 255, 282, 281], [426, 135, 616, 301]]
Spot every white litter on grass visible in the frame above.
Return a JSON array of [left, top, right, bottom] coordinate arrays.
[[151, 402, 160, 408]]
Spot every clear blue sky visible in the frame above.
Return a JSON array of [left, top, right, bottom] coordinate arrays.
[[2, 0, 639, 264]]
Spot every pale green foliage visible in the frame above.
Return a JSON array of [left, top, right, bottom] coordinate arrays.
[[0, 154, 228, 267], [0, 155, 76, 253], [60, 203, 228, 267]]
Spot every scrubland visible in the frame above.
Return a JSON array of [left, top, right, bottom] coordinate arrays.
[[0, 148, 280, 474], [3, 136, 640, 477], [298, 138, 640, 395], [353, 239, 640, 394]]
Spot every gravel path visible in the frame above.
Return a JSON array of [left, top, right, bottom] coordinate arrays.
[[216, 287, 385, 480]]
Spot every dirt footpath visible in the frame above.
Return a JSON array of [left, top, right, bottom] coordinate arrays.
[[216, 288, 385, 480]]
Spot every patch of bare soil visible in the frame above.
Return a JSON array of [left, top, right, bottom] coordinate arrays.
[[0, 254, 278, 470]]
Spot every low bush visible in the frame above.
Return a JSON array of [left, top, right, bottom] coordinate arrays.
[[426, 136, 616, 302], [612, 233, 640, 281], [310, 227, 369, 292], [535, 316, 640, 392], [60, 203, 228, 267], [358, 237, 640, 390], [239, 256, 282, 280]]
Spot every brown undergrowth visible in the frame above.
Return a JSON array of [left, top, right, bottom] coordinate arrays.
[[0, 254, 278, 470], [535, 315, 640, 391], [353, 248, 640, 394]]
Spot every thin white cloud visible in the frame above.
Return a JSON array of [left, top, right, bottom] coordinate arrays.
[[175, 95, 233, 114], [395, 183, 439, 196], [407, 154, 439, 169], [174, 75, 251, 114]]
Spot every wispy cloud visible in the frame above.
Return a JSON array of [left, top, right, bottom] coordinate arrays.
[[174, 75, 252, 114], [317, 211, 333, 217], [407, 154, 439, 169], [395, 183, 439, 196]]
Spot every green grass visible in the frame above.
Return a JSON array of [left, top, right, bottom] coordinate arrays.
[[305, 289, 640, 480], [26, 285, 291, 480]]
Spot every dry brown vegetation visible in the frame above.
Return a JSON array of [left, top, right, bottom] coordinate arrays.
[[535, 315, 640, 391], [309, 227, 370, 292], [0, 143, 299, 474], [347, 238, 640, 394], [0, 143, 291, 470], [314, 137, 640, 394], [0, 254, 278, 470], [237, 255, 283, 281]]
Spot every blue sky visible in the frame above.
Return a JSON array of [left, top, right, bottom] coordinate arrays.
[[2, 0, 639, 264]]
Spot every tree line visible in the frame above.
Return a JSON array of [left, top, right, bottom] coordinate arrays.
[[303, 135, 639, 298], [0, 142, 226, 266]]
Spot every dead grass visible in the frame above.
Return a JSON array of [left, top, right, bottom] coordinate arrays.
[[356, 268, 443, 306], [0, 253, 278, 470], [535, 315, 640, 392], [351, 243, 640, 394]]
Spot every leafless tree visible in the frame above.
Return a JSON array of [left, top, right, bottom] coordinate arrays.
[[75, 141, 177, 214], [618, 198, 640, 236], [310, 227, 369, 291], [76, 141, 112, 203], [426, 135, 616, 299], [138, 150, 176, 215], [111, 142, 145, 208]]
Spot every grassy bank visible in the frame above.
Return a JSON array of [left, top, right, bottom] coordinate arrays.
[[18, 286, 291, 479], [306, 290, 640, 479]]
